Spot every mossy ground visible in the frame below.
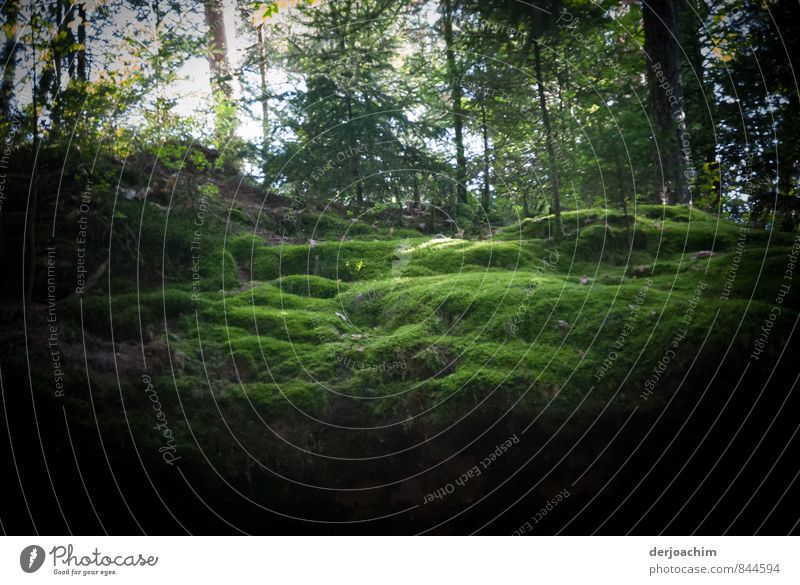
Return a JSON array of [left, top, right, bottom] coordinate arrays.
[[22, 203, 795, 528], [73, 205, 792, 442]]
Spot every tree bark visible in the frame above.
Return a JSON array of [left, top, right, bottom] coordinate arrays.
[[520, 185, 530, 218], [77, 2, 87, 81], [256, 24, 270, 163], [442, 0, 468, 204], [336, 23, 364, 208], [205, 0, 231, 93], [481, 102, 491, 211], [67, 1, 76, 80], [643, 0, 686, 203], [533, 40, 562, 236], [26, 11, 40, 306], [204, 0, 234, 141], [613, 143, 631, 243]]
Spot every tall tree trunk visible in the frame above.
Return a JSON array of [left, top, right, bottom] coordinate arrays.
[[53, 0, 63, 91], [481, 102, 491, 211], [344, 89, 364, 207], [442, 0, 467, 204], [533, 40, 562, 236], [67, 1, 76, 80], [643, 0, 686, 203], [0, 0, 19, 117], [520, 185, 530, 218], [26, 14, 40, 306], [613, 143, 631, 244], [204, 0, 234, 141], [77, 2, 87, 81], [256, 24, 270, 165], [337, 23, 364, 208]]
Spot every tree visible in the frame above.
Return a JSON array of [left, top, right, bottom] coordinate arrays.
[[642, 0, 686, 204], [205, 0, 236, 143], [276, 0, 413, 208], [442, 0, 468, 205], [531, 35, 562, 233], [77, 1, 88, 81]]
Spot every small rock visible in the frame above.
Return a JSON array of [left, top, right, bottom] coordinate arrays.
[[691, 250, 716, 259], [579, 276, 591, 285], [557, 319, 570, 331]]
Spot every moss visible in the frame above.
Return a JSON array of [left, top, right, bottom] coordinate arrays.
[[276, 274, 344, 298], [228, 233, 263, 264], [59, 202, 800, 438], [300, 211, 375, 238]]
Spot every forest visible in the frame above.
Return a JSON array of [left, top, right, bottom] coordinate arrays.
[[0, 0, 799, 535]]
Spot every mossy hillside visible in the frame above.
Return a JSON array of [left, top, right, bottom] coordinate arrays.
[[109, 198, 240, 292], [499, 206, 747, 263], [166, 256, 795, 431], [230, 234, 555, 283], [53, 201, 798, 444]]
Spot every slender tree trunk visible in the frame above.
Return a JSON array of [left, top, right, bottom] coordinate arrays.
[[26, 15, 40, 306], [442, 0, 467, 204], [344, 90, 364, 207], [53, 0, 63, 90], [67, 2, 76, 79], [77, 2, 87, 81], [613, 144, 631, 243], [533, 40, 562, 236], [643, 0, 686, 203], [205, 0, 230, 92], [204, 0, 234, 141], [520, 185, 530, 218], [481, 102, 491, 211], [256, 24, 270, 164], [335, 18, 364, 209], [0, 0, 19, 117]]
